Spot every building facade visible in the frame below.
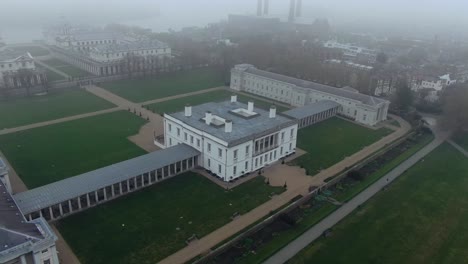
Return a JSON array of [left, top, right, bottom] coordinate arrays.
[[231, 64, 390, 126], [323, 41, 377, 64], [164, 98, 298, 182], [44, 24, 172, 76], [0, 47, 47, 89]]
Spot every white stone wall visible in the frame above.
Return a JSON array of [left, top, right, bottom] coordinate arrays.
[[164, 115, 298, 181]]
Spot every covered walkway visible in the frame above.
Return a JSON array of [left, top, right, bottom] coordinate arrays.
[[14, 144, 200, 222], [284, 100, 341, 128]]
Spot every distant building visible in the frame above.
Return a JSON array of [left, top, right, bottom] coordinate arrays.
[[0, 158, 59, 264], [164, 98, 298, 182], [411, 74, 456, 92], [43, 24, 171, 76], [326, 59, 373, 72], [231, 64, 390, 126], [323, 41, 377, 64], [0, 45, 47, 89]]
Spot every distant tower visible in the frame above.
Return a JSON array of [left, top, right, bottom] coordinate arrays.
[[257, 0, 263, 16], [296, 0, 302, 17], [289, 0, 296, 22], [264, 0, 270, 16]]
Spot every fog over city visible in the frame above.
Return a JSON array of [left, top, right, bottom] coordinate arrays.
[[1, 0, 468, 42]]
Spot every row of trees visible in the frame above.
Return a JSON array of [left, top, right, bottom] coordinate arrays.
[[0, 69, 49, 98]]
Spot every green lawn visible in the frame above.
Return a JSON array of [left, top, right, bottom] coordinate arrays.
[[454, 131, 468, 151], [0, 111, 147, 188], [101, 68, 225, 102], [0, 90, 115, 129], [10, 46, 50, 56], [42, 58, 91, 77], [289, 143, 468, 264], [58, 173, 284, 264], [144, 90, 290, 114], [293, 118, 392, 174], [36, 64, 66, 82]]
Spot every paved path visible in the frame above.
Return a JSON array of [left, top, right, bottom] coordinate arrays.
[[264, 130, 449, 264], [0, 107, 120, 136], [448, 140, 468, 158], [140, 86, 226, 106], [35, 59, 70, 79], [0, 150, 27, 193], [159, 116, 411, 264]]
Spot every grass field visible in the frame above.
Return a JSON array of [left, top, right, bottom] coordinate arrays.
[[454, 131, 468, 151], [42, 58, 91, 77], [10, 46, 50, 56], [37, 65, 66, 82], [289, 143, 468, 264], [0, 111, 147, 188], [101, 68, 225, 102], [0, 90, 115, 129], [293, 118, 392, 174], [58, 173, 284, 264], [145, 90, 290, 114]]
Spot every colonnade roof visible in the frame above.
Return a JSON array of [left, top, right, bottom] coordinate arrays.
[[13, 144, 200, 215], [283, 100, 340, 120]]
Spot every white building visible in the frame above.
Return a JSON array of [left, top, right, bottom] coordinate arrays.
[[412, 74, 456, 92], [0, 160, 59, 264], [0, 45, 47, 89], [44, 24, 172, 76], [163, 98, 298, 182], [231, 64, 390, 126], [323, 41, 377, 64]]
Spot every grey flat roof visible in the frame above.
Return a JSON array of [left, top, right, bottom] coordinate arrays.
[[0, 183, 43, 254], [283, 100, 341, 120], [168, 101, 298, 146], [245, 67, 387, 106], [13, 144, 200, 214]]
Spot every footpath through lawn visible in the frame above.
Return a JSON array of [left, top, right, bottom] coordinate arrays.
[[41, 58, 91, 77], [57, 172, 284, 264], [0, 90, 115, 129], [101, 68, 225, 102], [289, 143, 468, 264], [145, 90, 290, 114], [0, 111, 147, 188], [292, 117, 392, 174]]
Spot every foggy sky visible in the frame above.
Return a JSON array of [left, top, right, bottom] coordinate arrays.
[[1, 0, 467, 42]]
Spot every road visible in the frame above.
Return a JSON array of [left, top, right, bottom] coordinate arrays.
[[263, 130, 449, 264]]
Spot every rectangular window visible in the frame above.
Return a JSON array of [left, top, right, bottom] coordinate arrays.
[[280, 147, 283, 155], [255, 158, 258, 167], [246, 145, 250, 156], [281, 132, 285, 141], [208, 143, 211, 152], [289, 143, 293, 151], [218, 148, 223, 158], [290, 128, 295, 138], [208, 159, 211, 167], [245, 161, 249, 170], [233, 166, 237, 175], [169, 124, 172, 132], [218, 164, 222, 173], [177, 127, 180, 136], [169, 138, 172, 146], [197, 139, 201, 147], [184, 133, 188, 141], [234, 149, 238, 160], [190, 135, 194, 144]]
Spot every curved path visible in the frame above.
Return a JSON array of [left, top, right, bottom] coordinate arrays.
[[263, 128, 450, 264]]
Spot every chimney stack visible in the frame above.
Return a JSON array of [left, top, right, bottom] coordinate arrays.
[[257, 0, 263, 16], [184, 104, 192, 117], [205, 112, 212, 125], [269, 105, 277, 118], [225, 120, 233, 133], [296, 0, 302, 17], [264, 0, 269, 15], [231, 94, 238, 103], [248, 101, 254, 113], [288, 0, 296, 22]]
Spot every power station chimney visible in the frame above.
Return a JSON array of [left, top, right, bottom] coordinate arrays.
[[257, 0, 263, 16], [296, 0, 302, 17], [288, 0, 296, 22], [264, 0, 269, 15]]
